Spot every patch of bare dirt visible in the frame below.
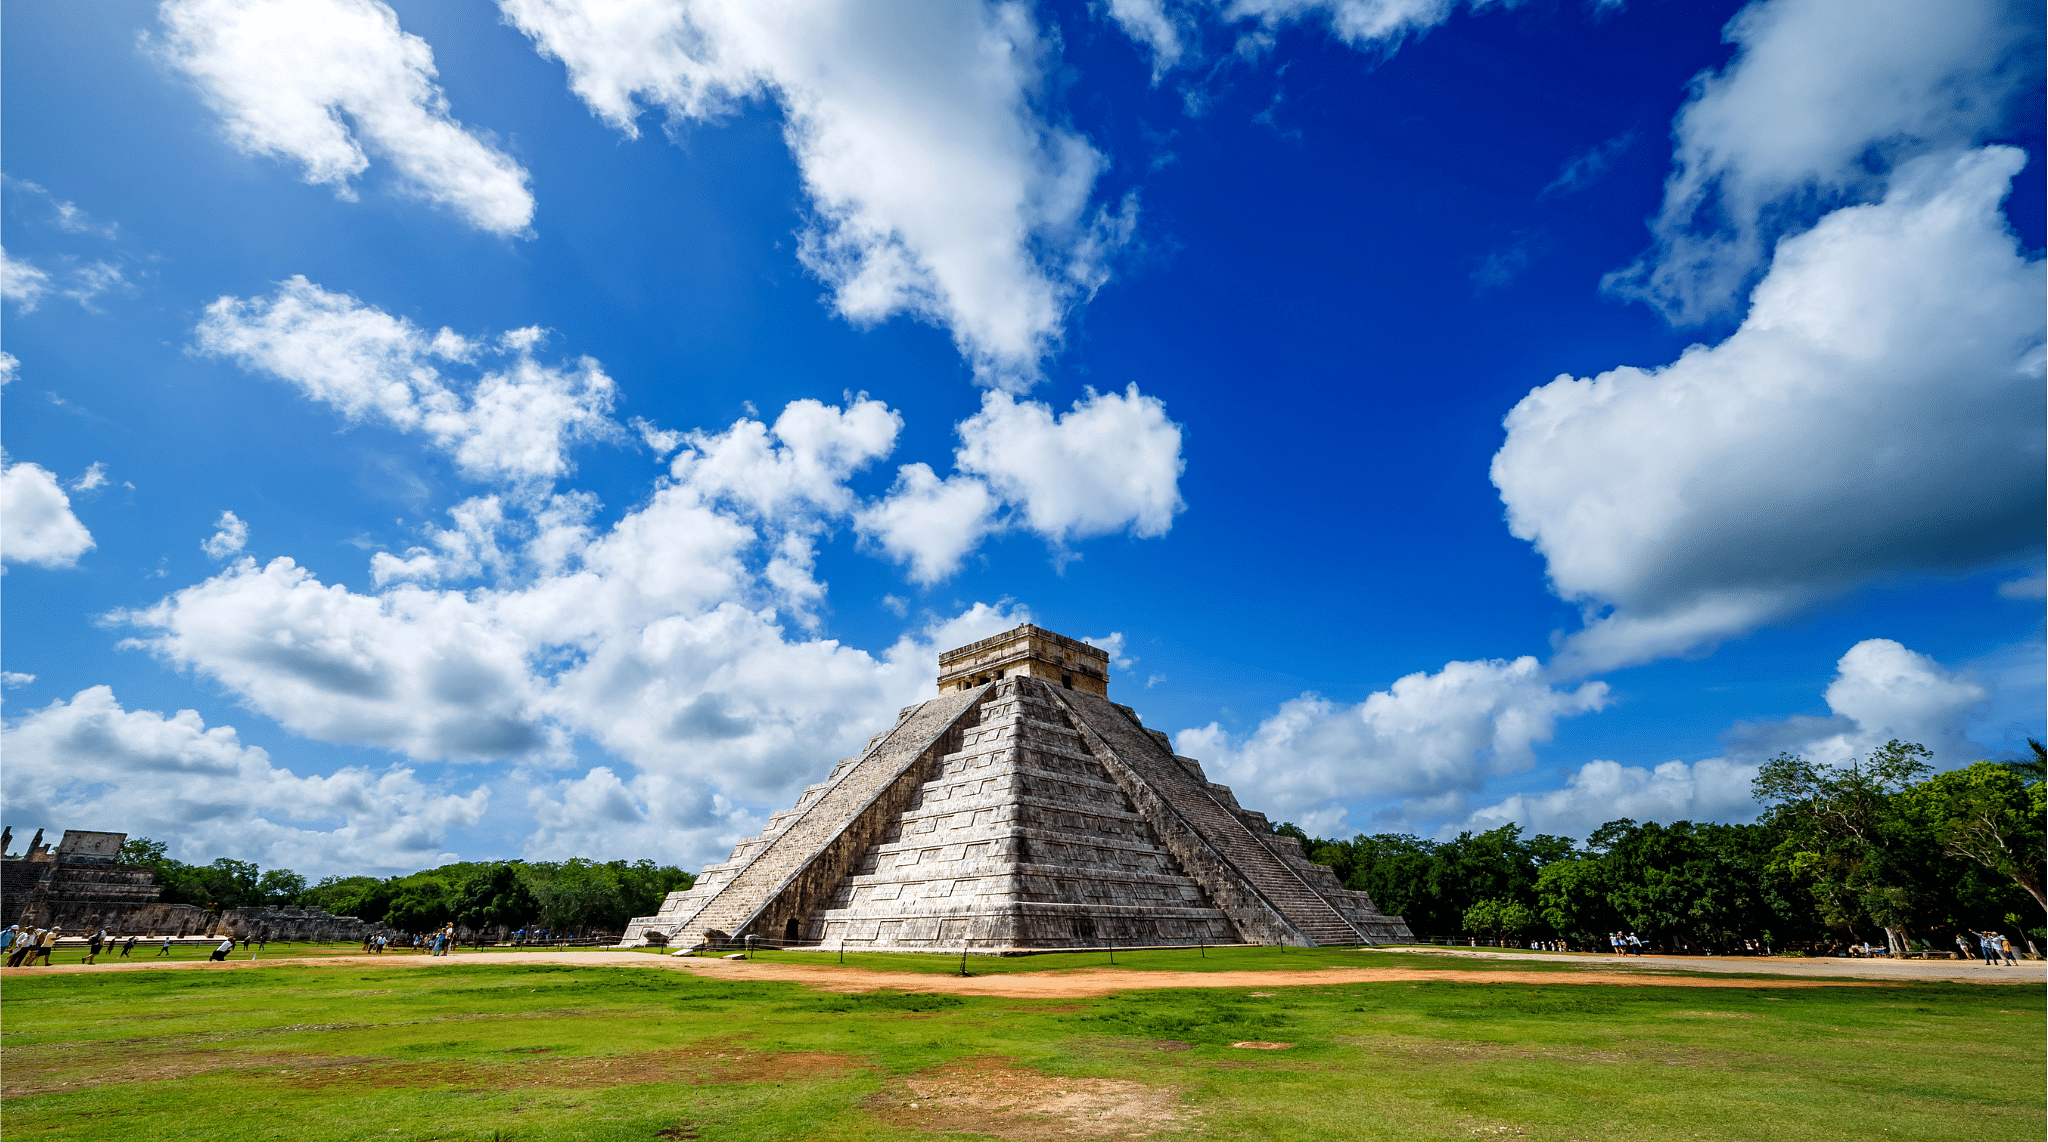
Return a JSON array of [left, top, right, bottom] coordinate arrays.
[[872, 1056, 1184, 1141], [1227, 1041, 1292, 1050], [278, 1046, 863, 1091], [1335, 1035, 1732, 1070], [2, 1051, 384, 1099], [3, 1046, 863, 1099]]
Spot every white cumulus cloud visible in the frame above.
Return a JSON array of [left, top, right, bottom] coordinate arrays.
[[156, 0, 535, 235], [957, 385, 1186, 545], [854, 463, 999, 585], [856, 383, 1187, 582], [202, 510, 249, 559], [112, 386, 1049, 866], [498, 0, 1118, 381], [1605, 0, 2040, 322], [69, 463, 109, 492], [1495, 147, 2045, 676], [1461, 638, 1994, 838], [195, 277, 620, 484], [1, 685, 490, 876], [1176, 656, 1610, 837], [1, 458, 95, 570]]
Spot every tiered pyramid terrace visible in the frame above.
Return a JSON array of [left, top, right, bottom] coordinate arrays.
[[622, 625, 1411, 951]]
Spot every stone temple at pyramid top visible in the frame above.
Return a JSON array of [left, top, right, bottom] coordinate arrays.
[[620, 624, 1412, 952], [937, 623, 1110, 697]]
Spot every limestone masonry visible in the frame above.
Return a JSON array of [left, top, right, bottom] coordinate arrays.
[[621, 624, 1412, 951], [0, 828, 387, 941]]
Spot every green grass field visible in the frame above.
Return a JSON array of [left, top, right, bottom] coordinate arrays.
[[1, 951, 2038, 1141]]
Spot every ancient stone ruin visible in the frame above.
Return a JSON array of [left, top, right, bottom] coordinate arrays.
[[0, 828, 386, 941], [621, 624, 1412, 952]]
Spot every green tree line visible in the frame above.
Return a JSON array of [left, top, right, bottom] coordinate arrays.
[[115, 841, 693, 937], [1287, 741, 2044, 953]]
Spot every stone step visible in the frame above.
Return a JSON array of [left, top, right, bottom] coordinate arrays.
[[1051, 687, 1365, 947], [671, 688, 988, 946]]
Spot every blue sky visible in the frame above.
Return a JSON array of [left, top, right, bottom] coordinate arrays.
[[3, 0, 2041, 878]]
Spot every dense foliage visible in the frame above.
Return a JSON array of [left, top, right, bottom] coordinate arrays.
[[114, 841, 693, 936], [1292, 741, 2045, 952]]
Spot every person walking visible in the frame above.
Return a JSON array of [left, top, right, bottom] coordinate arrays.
[[85, 929, 105, 965], [1997, 932, 2018, 966], [0, 925, 17, 963], [157, 935, 174, 956], [121, 934, 138, 958], [1977, 931, 2000, 966], [33, 927, 60, 966], [7, 928, 30, 967], [1955, 932, 1974, 961]]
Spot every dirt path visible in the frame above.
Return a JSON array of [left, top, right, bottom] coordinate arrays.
[[7, 947, 2014, 996]]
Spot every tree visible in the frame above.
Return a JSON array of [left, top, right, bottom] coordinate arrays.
[[612, 859, 694, 921], [304, 876, 393, 922], [1462, 898, 1534, 943], [1591, 819, 1766, 951], [384, 883, 453, 934], [1904, 761, 2046, 917], [452, 863, 540, 933], [256, 869, 308, 906], [1535, 857, 1615, 943], [1754, 740, 1934, 954], [118, 837, 170, 867], [521, 859, 624, 933]]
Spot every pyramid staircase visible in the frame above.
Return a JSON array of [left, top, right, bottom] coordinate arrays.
[[1050, 687, 1366, 946], [621, 627, 1412, 951]]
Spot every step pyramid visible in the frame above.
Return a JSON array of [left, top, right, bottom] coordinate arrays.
[[621, 625, 1412, 951]]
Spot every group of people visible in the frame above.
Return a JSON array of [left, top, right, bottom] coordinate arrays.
[[2, 925, 59, 965], [2, 925, 171, 965], [1608, 932, 1646, 955], [4, 925, 274, 965], [358, 926, 460, 955], [1957, 930, 2021, 966]]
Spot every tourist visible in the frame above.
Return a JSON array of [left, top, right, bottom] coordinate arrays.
[[0, 925, 16, 962], [158, 935, 174, 956], [1977, 931, 2000, 967], [33, 927, 60, 965], [210, 936, 235, 962], [1997, 932, 2018, 966], [85, 929, 105, 965], [7, 928, 32, 967], [121, 934, 138, 957]]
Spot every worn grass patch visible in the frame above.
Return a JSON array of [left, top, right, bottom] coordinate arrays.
[[1, 959, 2038, 1141]]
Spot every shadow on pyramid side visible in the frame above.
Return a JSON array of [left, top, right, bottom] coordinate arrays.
[[621, 625, 1413, 953]]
